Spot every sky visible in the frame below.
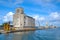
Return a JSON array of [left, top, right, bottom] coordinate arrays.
[[0, 0, 60, 26]]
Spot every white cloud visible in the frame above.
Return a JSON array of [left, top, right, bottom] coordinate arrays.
[[32, 12, 60, 26], [39, 17, 45, 21], [50, 12, 59, 19], [28, 0, 55, 6], [33, 14, 45, 21], [33, 15, 40, 20], [14, 0, 23, 5], [48, 12, 60, 26], [3, 12, 14, 22], [32, 14, 45, 26], [0, 0, 23, 7], [25, 0, 57, 14]]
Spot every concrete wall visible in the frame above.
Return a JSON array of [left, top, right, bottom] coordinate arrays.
[[24, 16, 35, 28], [13, 8, 24, 28], [13, 8, 35, 29]]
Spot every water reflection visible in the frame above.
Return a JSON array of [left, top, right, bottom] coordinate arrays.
[[4, 33, 13, 40], [0, 28, 60, 40], [0, 33, 13, 40], [13, 31, 35, 40]]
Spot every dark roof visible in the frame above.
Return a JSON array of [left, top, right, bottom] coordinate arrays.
[[26, 16, 35, 20]]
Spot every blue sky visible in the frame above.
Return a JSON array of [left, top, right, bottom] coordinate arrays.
[[0, 0, 60, 26]]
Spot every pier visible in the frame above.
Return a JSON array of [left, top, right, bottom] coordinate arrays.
[[0, 28, 40, 33], [0, 23, 57, 34], [0, 27, 55, 34]]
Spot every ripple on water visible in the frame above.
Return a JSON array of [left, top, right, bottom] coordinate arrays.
[[0, 28, 60, 40]]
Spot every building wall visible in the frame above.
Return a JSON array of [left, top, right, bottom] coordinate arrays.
[[13, 8, 25, 28], [13, 14, 20, 27], [24, 16, 35, 28], [13, 8, 35, 29]]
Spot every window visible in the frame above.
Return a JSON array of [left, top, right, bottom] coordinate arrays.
[[24, 16, 25, 18], [21, 24, 22, 25]]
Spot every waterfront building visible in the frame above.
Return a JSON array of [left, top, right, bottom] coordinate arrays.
[[45, 22, 49, 28], [13, 8, 35, 29], [49, 25, 56, 28]]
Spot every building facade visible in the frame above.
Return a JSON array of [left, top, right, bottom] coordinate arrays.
[[13, 8, 35, 29]]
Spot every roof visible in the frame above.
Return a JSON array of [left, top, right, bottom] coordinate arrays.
[[26, 16, 35, 20]]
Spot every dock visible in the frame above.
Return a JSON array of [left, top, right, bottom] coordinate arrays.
[[0, 28, 47, 34], [0, 26, 56, 34]]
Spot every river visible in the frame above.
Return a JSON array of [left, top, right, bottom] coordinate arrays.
[[0, 28, 60, 40]]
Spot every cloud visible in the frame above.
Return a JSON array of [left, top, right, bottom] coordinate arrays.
[[32, 12, 60, 26], [49, 12, 60, 22], [24, 0, 58, 14], [32, 14, 46, 26], [49, 12, 59, 19], [48, 12, 60, 26], [3, 12, 14, 22], [36, 0, 57, 11], [33, 15, 39, 20], [33, 14, 45, 21], [28, 0, 56, 6], [39, 17, 45, 21], [0, 0, 23, 7], [14, 0, 23, 5]]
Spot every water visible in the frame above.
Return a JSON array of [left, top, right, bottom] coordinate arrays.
[[0, 28, 60, 40]]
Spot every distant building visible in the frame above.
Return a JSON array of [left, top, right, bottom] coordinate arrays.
[[49, 25, 56, 28], [45, 22, 49, 28], [13, 8, 35, 29]]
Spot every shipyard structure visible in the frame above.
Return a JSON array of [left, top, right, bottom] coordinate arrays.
[[13, 8, 35, 30]]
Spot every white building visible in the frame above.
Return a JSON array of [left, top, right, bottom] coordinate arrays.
[[45, 22, 49, 28], [13, 8, 35, 29]]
